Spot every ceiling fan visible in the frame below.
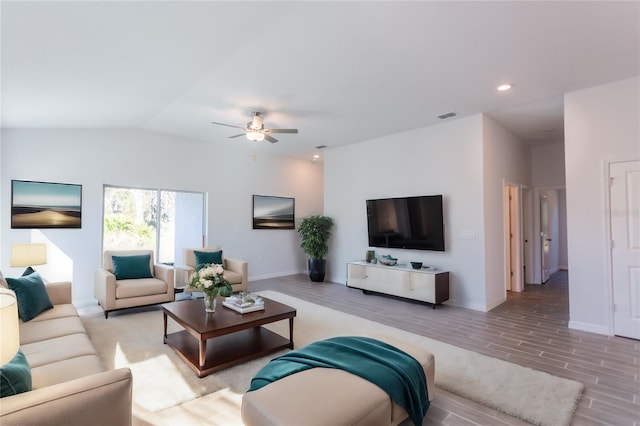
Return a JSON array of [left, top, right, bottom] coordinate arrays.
[[211, 111, 298, 143]]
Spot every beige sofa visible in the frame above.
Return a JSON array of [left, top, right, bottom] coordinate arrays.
[[241, 336, 435, 426], [95, 249, 175, 318], [0, 280, 132, 425], [181, 247, 248, 293]]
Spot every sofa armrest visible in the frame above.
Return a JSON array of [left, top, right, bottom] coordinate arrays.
[[44, 281, 72, 305], [0, 368, 132, 426], [224, 258, 248, 290], [154, 263, 175, 288], [94, 268, 116, 312]]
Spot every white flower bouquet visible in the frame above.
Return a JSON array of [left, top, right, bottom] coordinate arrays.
[[189, 263, 233, 298]]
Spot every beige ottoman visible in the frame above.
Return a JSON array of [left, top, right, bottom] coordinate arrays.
[[241, 336, 435, 426]]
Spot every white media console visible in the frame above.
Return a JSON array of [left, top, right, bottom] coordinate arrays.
[[346, 261, 450, 308]]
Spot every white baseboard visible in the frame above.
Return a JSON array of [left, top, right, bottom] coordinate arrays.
[[486, 296, 507, 311], [568, 320, 610, 336]]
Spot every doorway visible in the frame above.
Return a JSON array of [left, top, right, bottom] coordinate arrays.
[[504, 182, 524, 292], [609, 160, 640, 339], [534, 188, 567, 285]]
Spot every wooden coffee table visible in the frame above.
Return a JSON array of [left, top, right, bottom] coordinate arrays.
[[162, 297, 296, 378]]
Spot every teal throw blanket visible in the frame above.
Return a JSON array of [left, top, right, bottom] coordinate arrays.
[[248, 336, 429, 426]]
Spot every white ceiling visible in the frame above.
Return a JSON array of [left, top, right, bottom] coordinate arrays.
[[2, 1, 639, 160]]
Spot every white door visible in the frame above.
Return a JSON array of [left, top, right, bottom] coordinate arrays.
[[610, 160, 640, 339], [540, 194, 552, 283]]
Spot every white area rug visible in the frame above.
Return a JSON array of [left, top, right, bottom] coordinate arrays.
[[82, 291, 583, 426]]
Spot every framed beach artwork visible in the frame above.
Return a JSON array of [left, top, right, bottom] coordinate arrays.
[[11, 180, 82, 229], [252, 195, 295, 229]]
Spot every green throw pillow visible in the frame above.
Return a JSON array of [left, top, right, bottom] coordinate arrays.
[[111, 254, 153, 280], [6, 271, 53, 322], [194, 250, 223, 271], [0, 349, 32, 398]]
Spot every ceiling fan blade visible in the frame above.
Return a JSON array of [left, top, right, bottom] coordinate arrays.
[[265, 128, 298, 134], [228, 133, 246, 139], [264, 134, 278, 143], [211, 121, 245, 130]]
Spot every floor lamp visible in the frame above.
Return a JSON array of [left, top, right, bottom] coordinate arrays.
[[10, 243, 47, 271]]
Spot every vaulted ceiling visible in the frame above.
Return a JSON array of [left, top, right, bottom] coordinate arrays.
[[2, 1, 638, 160]]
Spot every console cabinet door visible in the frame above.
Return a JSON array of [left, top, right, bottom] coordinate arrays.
[[405, 273, 436, 303], [347, 264, 367, 288]]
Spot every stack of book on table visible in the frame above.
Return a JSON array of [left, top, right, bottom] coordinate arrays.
[[223, 294, 265, 313]]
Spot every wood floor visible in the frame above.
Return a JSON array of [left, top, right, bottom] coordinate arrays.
[[250, 271, 639, 426]]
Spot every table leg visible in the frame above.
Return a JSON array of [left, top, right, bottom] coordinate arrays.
[[289, 317, 294, 349], [163, 312, 168, 343], [199, 339, 206, 369]]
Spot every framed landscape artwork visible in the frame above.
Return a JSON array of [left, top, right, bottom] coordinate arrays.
[[252, 195, 295, 229], [11, 180, 82, 229]]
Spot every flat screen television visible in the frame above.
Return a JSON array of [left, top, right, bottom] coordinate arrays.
[[366, 195, 444, 251]]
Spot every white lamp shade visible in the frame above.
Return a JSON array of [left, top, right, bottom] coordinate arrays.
[[10, 243, 47, 267], [246, 131, 265, 142], [0, 289, 20, 365]]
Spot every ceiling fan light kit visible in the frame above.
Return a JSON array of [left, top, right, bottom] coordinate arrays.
[[211, 111, 299, 144], [247, 131, 265, 142]]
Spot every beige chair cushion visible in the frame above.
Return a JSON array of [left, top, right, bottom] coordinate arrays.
[[115, 278, 167, 299]]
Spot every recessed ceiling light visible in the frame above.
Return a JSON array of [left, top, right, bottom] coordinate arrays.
[[313, 154, 320, 159], [497, 84, 512, 91]]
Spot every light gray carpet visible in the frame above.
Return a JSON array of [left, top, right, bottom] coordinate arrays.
[[82, 291, 583, 426]]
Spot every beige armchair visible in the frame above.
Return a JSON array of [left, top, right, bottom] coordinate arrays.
[[181, 247, 248, 293], [95, 249, 174, 318]]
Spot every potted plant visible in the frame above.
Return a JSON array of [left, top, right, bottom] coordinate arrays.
[[297, 215, 334, 282]]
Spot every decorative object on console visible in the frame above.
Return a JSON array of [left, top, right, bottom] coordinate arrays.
[[410, 262, 423, 270], [297, 215, 334, 282], [11, 180, 82, 229], [253, 195, 295, 229], [378, 255, 398, 266], [189, 264, 233, 313], [366, 250, 375, 263]]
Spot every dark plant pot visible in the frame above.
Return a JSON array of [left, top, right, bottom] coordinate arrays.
[[308, 258, 326, 282]]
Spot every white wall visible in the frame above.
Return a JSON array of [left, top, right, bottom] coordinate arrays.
[[1, 128, 324, 304], [325, 115, 489, 311], [531, 143, 565, 188], [565, 76, 640, 334], [481, 115, 531, 309]]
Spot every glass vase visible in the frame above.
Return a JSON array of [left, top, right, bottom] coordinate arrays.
[[204, 293, 216, 313]]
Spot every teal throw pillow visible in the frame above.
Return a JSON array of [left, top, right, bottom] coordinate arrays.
[[194, 250, 223, 271], [0, 349, 32, 398], [112, 254, 153, 280], [22, 267, 35, 277], [6, 271, 53, 322]]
